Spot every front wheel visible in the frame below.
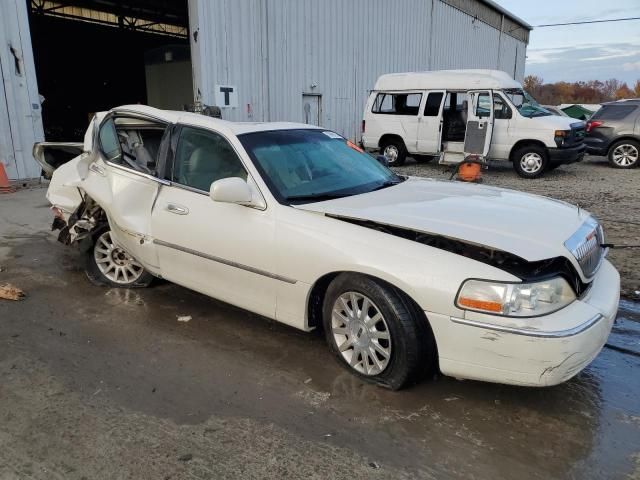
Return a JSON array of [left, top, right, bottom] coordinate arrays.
[[85, 226, 154, 288], [322, 273, 436, 390], [512, 145, 549, 178], [608, 140, 639, 168]]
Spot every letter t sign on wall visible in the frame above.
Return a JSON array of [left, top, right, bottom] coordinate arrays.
[[215, 85, 238, 108]]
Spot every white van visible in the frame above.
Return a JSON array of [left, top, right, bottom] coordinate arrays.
[[362, 69, 586, 178]]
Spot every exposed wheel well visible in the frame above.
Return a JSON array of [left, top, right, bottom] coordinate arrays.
[[378, 134, 405, 149], [307, 272, 340, 329], [607, 136, 640, 154], [509, 140, 548, 161]]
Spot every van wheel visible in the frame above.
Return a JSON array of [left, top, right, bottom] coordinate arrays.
[[85, 225, 154, 288], [512, 145, 548, 178], [608, 140, 639, 168], [380, 139, 407, 166], [322, 273, 437, 390]]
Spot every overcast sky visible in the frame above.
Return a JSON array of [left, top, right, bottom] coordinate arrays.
[[495, 0, 640, 85]]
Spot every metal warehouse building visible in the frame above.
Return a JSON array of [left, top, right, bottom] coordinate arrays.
[[0, 0, 530, 182]]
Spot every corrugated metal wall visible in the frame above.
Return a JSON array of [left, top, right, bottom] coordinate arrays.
[[189, 0, 528, 141], [0, 0, 44, 180]]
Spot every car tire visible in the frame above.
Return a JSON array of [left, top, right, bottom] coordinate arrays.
[[512, 145, 549, 178], [322, 273, 437, 390], [380, 138, 407, 166], [608, 139, 639, 169], [85, 225, 154, 288]]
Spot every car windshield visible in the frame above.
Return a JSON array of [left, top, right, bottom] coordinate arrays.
[[239, 129, 402, 204], [501, 88, 551, 118]]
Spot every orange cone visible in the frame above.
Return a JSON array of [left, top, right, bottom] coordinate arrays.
[[0, 162, 15, 194]]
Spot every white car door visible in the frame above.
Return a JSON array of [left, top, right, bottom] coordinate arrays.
[[90, 115, 165, 271], [464, 90, 495, 158], [151, 125, 278, 318], [417, 90, 446, 154]]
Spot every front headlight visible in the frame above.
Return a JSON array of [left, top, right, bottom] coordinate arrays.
[[456, 277, 576, 317]]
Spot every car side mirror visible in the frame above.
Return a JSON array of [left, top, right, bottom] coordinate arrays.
[[210, 177, 253, 205], [376, 154, 389, 166]]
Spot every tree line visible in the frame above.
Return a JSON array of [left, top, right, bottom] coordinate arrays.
[[523, 76, 640, 106]]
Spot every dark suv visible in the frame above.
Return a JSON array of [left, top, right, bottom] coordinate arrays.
[[585, 99, 640, 168]]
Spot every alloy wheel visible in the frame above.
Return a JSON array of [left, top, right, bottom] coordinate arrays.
[[612, 144, 639, 167], [93, 231, 144, 285], [331, 291, 391, 376]]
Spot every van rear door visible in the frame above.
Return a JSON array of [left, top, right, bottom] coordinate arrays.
[[464, 90, 494, 159], [417, 90, 445, 154]]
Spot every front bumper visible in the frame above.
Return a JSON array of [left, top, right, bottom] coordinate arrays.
[[548, 143, 586, 165], [428, 259, 620, 387]]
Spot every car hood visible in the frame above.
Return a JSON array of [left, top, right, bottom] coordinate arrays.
[[295, 177, 590, 262], [526, 114, 580, 129]]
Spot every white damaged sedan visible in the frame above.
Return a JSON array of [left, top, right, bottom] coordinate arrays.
[[40, 105, 620, 389]]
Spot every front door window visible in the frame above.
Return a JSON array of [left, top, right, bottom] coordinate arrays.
[[173, 127, 248, 192]]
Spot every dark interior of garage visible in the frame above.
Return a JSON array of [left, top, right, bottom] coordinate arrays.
[[27, 0, 190, 141]]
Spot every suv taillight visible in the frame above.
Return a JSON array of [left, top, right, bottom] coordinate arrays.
[[586, 120, 604, 132], [361, 120, 366, 133]]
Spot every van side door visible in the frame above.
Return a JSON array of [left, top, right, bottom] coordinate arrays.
[[417, 90, 445, 154], [488, 92, 513, 160], [464, 90, 494, 159]]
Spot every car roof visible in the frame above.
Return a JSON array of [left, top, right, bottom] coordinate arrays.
[[601, 99, 640, 106], [110, 105, 321, 135], [373, 69, 522, 91]]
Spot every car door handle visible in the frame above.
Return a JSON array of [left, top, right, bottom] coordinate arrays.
[[166, 203, 189, 215]]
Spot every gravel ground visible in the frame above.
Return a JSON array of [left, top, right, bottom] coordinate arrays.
[[393, 155, 640, 299]]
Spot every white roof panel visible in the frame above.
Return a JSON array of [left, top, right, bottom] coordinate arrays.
[[373, 69, 522, 91]]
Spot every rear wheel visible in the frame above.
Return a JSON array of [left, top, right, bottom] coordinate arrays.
[[85, 225, 154, 288], [322, 273, 436, 390], [512, 145, 549, 178], [380, 138, 407, 166], [608, 140, 639, 168]]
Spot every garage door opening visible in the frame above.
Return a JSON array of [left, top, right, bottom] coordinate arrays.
[[27, 0, 192, 141]]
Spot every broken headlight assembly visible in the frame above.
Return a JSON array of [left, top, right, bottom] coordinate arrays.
[[456, 277, 576, 317]]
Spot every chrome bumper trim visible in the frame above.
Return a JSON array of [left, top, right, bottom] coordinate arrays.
[[450, 313, 604, 338]]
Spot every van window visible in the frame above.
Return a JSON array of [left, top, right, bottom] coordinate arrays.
[[475, 93, 492, 118], [424, 92, 444, 116], [493, 94, 512, 119], [372, 93, 422, 115]]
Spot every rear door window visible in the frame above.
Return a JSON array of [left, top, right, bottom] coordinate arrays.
[[98, 118, 122, 163], [372, 93, 423, 115], [592, 105, 637, 121]]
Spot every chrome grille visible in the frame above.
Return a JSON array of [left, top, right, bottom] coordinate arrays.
[[564, 218, 605, 278]]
